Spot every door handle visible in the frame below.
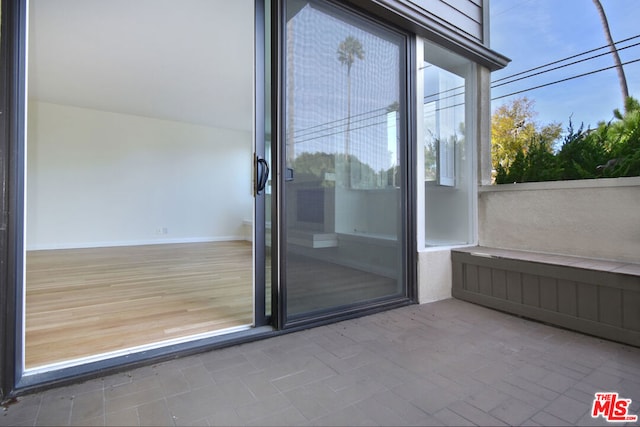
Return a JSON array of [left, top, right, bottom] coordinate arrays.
[[256, 157, 269, 195], [285, 167, 294, 182]]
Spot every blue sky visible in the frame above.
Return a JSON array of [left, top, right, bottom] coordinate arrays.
[[490, 0, 640, 132]]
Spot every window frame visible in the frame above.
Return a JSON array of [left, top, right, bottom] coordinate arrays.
[[417, 36, 478, 250]]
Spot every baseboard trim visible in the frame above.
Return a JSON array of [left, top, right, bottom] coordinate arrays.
[[27, 236, 246, 251]]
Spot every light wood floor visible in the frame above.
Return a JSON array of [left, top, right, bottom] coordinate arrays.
[[26, 241, 399, 368], [286, 253, 400, 316], [25, 241, 253, 368]]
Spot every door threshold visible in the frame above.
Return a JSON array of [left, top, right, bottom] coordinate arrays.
[[15, 325, 275, 394], [24, 324, 254, 376]]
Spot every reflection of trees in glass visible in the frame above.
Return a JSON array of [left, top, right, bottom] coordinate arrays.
[[424, 134, 438, 181], [348, 100, 401, 189], [291, 101, 400, 190], [291, 152, 336, 187], [292, 152, 396, 188], [425, 122, 465, 185], [337, 36, 364, 157]]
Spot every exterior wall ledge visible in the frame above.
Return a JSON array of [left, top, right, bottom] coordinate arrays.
[[478, 176, 640, 263], [479, 176, 640, 193], [419, 243, 477, 253]]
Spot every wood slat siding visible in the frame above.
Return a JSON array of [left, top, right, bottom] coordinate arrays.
[[408, 0, 483, 42], [452, 249, 640, 347], [345, 0, 508, 70]]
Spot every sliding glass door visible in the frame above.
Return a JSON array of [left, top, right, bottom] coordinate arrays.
[[280, 0, 409, 321], [24, 0, 267, 370], [20, 0, 409, 374]]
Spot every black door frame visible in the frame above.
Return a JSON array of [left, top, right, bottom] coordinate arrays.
[[254, 0, 269, 328], [1, 0, 28, 401]]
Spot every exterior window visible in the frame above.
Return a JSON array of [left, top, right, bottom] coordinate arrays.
[[422, 40, 475, 247]]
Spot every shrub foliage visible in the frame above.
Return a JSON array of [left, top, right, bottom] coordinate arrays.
[[495, 97, 640, 184]]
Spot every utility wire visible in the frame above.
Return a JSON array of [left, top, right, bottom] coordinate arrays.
[[492, 0, 533, 17], [296, 55, 640, 140], [492, 41, 640, 89], [423, 35, 640, 102], [292, 105, 390, 137], [492, 57, 640, 101], [294, 119, 387, 145], [293, 110, 390, 141], [424, 86, 464, 102], [291, 36, 640, 138], [492, 34, 640, 83]]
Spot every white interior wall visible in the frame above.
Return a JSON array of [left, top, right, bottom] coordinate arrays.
[[26, 101, 253, 250]]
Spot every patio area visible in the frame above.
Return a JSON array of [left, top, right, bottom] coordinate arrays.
[[2, 298, 639, 426]]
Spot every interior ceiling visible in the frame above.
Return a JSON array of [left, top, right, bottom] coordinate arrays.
[[28, 0, 255, 132]]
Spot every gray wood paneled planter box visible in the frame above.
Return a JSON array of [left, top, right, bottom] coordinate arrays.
[[451, 247, 640, 347]]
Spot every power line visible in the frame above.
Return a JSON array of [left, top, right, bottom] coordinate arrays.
[[492, 0, 533, 17], [491, 57, 640, 101], [492, 34, 640, 83], [492, 40, 640, 89], [294, 98, 467, 146], [293, 110, 390, 141], [428, 40, 639, 105], [422, 35, 640, 103], [424, 86, 464, 102], [294, 119, 387, 145], [291, 51, 639, 147], [291, 36, 640, 140], [292, 105, 389, 138]]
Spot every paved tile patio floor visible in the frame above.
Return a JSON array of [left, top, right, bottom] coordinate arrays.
[[2, 299, 639, 426]]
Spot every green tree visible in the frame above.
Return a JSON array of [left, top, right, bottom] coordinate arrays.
[[495, 136, 561, 184], [496, 97, 640, 184], [556, 120, 608, 180], [491, 97, 562, 172], [600, 96, 640, 176]]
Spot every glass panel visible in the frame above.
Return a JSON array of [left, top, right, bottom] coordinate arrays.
[[24, 0, 256, 369], [423, 40, 474, 246], [284, 0, 406, 318]]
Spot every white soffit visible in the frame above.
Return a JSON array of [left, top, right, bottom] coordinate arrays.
[[28, 0, 254, 132]]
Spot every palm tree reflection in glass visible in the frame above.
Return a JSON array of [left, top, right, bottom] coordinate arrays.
[[337, 36, 364, 186]]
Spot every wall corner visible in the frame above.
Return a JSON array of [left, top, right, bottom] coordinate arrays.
[[477, 66, 492, 187], [417, 249, 452, 303]]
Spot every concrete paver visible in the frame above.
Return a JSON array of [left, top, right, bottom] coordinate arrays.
[[2, 299, 640, 426]]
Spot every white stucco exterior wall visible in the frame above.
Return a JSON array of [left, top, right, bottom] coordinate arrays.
[[478, 177, 640, 263], [416, 50, 494, 304], [418, 249, 453, 302]]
